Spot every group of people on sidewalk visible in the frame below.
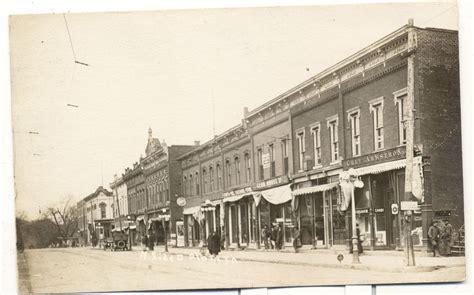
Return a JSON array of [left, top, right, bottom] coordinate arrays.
[[140, 232, 156, 251], [428, 219, 454, 257]]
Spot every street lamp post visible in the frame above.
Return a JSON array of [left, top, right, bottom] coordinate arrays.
[[347, 168, 363, 264], [161, 209, 170, 252]]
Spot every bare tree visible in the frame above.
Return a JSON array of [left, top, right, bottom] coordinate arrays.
[[46, 195, 78, 241]]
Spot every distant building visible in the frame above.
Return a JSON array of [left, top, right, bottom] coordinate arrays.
[[83, 186, 114, 246], [110, 174, 128, 232]]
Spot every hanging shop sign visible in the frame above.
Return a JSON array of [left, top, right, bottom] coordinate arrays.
[[176, 197, 186, 207], [342, 146, 406, 170], [391, 204, 399, 215], [356, 208, 369, 214], [375, 208, 385, 214], [401, 201, 419, 211], [434, 210, 452, 217]]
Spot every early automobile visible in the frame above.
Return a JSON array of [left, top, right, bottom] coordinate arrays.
[[103, 231, 130, 251]]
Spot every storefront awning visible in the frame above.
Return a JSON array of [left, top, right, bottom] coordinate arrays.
[[351, 156, 423, 201], [183, 205, 201, 215], [257, 184, 292, 205], [351, 156, 421, 176], [292, 182, 339, 197], [223, 192, 254, 203]]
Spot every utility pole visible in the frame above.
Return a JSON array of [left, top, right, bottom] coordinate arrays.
[[403, 18, 417, 266]]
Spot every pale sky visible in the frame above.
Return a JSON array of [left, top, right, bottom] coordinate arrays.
[[10, 2, 459, 219]]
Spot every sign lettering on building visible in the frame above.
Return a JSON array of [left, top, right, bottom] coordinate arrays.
[[255, 175, 289, 190], [342, 146, 406, 170]]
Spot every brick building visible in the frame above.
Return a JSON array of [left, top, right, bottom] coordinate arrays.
[[178, 22, 462, 253], [140, 128, 194, 247]]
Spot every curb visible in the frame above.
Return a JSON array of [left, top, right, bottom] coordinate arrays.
[[161, 250, 442, 273]]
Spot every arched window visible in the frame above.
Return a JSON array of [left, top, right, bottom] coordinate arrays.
[[225, 159, 232, 188], [209, 166, 214, 192]]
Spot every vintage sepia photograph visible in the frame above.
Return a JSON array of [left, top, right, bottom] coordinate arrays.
[[10, 1, 466, 293]]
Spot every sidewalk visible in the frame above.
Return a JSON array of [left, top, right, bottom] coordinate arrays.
[[139, 245, 465, 273]]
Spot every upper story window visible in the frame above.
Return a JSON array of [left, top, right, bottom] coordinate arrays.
[[189, 174, 193, 196], [281, 138, 289, 174], [99, 202, 106, 219], [296, 129, 305, 171], [257, 148, 263, 180], [195, 172, 200, 195], [209, 166, 214, 192], [183, 176, 187, 197], [369, 97, 385, 151], [393, 89, 408, 146], [244, 153, 251, 183], [202, 168, 207, 194], [268, 144, 275, 177], [234, 157, 241, 185], [225, 160, 232, 188], [310, 123, 322, 167], [347, 108, 361, 157], [327, 115, 339, 164], [216, 163, 222, 190]]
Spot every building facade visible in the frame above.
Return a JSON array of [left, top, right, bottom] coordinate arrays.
[[140, 128, 194, 247], [178, 23, 462, 253], [110, 174, 128, 232], [82, 186, 114, 245]]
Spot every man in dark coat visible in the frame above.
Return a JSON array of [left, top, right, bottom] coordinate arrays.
[[428, 221, 440, 257], [207, 231, 221, 256]]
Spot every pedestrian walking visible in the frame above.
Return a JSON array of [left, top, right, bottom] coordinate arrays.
[[292, 227, 302, 253], [261, 225, 269, 249], [141, 234, 148, 251], [207, 231, 221, 257], [428, 221, 440, 257], [147, 233, 155, 251], [272, 224, 283, 250]]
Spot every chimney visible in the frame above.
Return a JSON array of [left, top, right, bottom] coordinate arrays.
[[194, 140, 200, 146], [243, 107, 249, 117], [408, 18, 414, 27]]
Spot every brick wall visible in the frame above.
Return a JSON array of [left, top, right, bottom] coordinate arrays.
[[415, 28, 464, 228]]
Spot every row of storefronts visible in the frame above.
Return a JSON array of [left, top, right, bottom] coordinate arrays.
[[181, 147, 425, 251], [177, 24, 462, 253], [100, 23, 461, 253]]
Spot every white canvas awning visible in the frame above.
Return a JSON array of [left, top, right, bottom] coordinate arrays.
[[183, 205, 201, 215], [292, 182, 339, 197], [257, 184, 292, 205], [223, 192, 254, 203]]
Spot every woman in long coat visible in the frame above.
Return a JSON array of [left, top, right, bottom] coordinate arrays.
[[207, 231, 221, 256]]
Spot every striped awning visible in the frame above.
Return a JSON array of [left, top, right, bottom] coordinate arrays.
[[352, 156, 421, 176], [292, 182, 339, 197]]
